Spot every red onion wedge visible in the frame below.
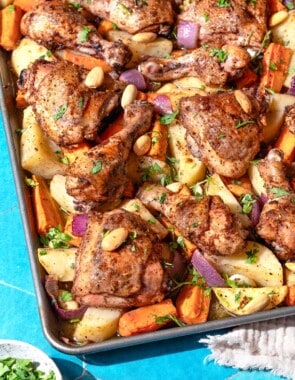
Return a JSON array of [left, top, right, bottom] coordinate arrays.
[[177, 20, 199, 49], [287, 75, 295, 96], [191, 249, 226, 287], [260, 193, 268, 204], [153, 94, 173, 115], [72, 214, 88, 236], [119, 69, 147, 91], [45, 275, 87, 320], [249, 199, 261, 227]]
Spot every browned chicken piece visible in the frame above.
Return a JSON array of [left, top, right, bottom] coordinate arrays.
[[72, 209, 170, 308], [21, 1, 132, 69], [66, 101, 154, 211], [137, 184, 248, 255], [180, 89, 265, 178], [18, 60, 121, 146], [139, 45, 250, 86], [76, 0, 175, 35], [285, 103, 295, 134], [256, 149, 295, 261], [179, 0, 267, 49]]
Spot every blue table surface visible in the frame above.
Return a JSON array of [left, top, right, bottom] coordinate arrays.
[[0, 111, 287, 380]]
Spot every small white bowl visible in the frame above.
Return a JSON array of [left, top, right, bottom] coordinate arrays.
[[0, 340, 62, 379]]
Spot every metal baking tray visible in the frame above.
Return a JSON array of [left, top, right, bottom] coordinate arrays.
[[1, 48, 295, 355]]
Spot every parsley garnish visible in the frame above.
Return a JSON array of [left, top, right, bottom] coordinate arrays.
[[269, 61, 278, 71], [40, 226, 72, 249], [154, 314, 185, 327], [160, 110, 179, 125], [0, 358, 56, 380], [217, 0, 230, 7], [53, 103, 68, 121], [209, 48, 228, 62], [118, 2, 133, 14], [245, 247, 258, 264], [236, 120, 255, 129], [25, 177, 39, 187], [90, 160, 103, 174], [60, 290, 73, 302], [240, 193, 255, 214], [159, 192, 167, 204], [80, 25, 92, 42], [270, 187, 290, 197]]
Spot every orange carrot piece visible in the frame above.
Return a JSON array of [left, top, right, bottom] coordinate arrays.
[[118, 299, 177, 337], [61, 49, 113, 72], [259, 43, 292, 93], [274, 124, 295, 165], [223, 175, 254, 197], [146, 120, 168, 161], [0, 4, 23, 51], [15, 89, 28, 108], [98, 19, 115, 36], [64, 214, 82, 248], [176, 282, 211, 325], [286, 286, 295, 306], [13, 0, 41, 12], [267, 0, 287, 15], [136, 91, 148, 101], [63, 142, 91, 165], [99, 113, 125, 141], [235, 68, 258, 89], [32, 175, 64, 235]]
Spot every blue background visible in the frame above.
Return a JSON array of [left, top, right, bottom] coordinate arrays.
[[0, 111, 287, 380]]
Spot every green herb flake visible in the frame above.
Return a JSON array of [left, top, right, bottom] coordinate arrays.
[[203, 12, 209, 21], [269, 61, 278, 71], [90, 160, 103, 174], [245, 247, 258, 264], [80, 25, 92, 43], [25, 177, 39, 187], [70, 2, 82, 10], [7, 5, 15, 12], [217, 0, 230, 7], [176, 235, 185, 249], [153, 314, 185, 327], [160, 110, 179, 125], [236, 120, 255, 129], [39, 249, 47, 256], [148, 217, 156, 224], [264, 87, 275, 95], [0, 357, 56, 380], [270, 187, 290, 198], [53, 103, 68, 121], [40, 226, 72, 249], [240, 193, 255, 214], [118, 2, 133, 14], [60, 290, 73, 302], [209, 48, 228, 62], [235, 290, 242, 302], [159, 192, 167, 204]]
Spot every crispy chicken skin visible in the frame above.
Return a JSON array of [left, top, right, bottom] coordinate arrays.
[[180, 89, 265, 178], [66, 101, 154, 210], [18, 60, 121, 146], [137, 184, 248, 255], [256, 149, 295, 261], [139, 45, 250, 86], [21, 1, 132, 69], [76, 0, 175, 35], [179, 0, 267, 49], [72, 209, 169, 308]]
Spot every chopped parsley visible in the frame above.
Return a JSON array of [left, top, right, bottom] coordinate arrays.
[[245, 247, 258, 264], [240, 193, 256, 214], [159, 192, 167, 204], [53, 103, 68, 121], [25, 177, 39, 187], [60, 290, 73, 302], [236, 120, 255, 129], [270, 187, 290, 198], [160, 110, 179, 125], [90, 160, 103, 174], [118, 2, 133, 14], [40, 226, 72, 249], [203, 12, 210, 21], [269, 61, 278, 71], [80, 25, 92, 43], [217, 0, 230, 7], [154, 314, 185, 327], [0, 357, 56, 380], [209, 48, 228, 62]]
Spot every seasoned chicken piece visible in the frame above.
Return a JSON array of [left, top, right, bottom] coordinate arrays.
[[72, 209, 169, 308], [256, 149, 295, 261], [285, 103, 295, 135], [21, 1, 131, 69], [137, 184, 248, 255], [180, 89, 265, 178], [139, 45, 250, 86], [76, 0, 175, 35], [18, 60, 121, 146], [179, 0, 267, 49], [66, 101, 154, 210]]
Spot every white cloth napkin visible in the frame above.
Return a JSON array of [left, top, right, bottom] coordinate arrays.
[[200, 317, 295, 379]]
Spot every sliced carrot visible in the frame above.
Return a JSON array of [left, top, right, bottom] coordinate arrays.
[[176, 282, 211, 325], [13, 0, 40, 12], [32, 175, 64, 235], [99, 113, 125, 141], [136, 91, 148, 101], [259, 43, 292, 93], [235, 68, 258, 89], [274, 124, 295, 165], [60, 49, 113, 72], [146, 119, 168, 161], [15, 89, 28, 108], [267, 0, 287, 15], [118, 299, 177, 337], [64, 214, 82, 248], [63, 141, 91, 165], [0, 4, 23, 51], [223, 175, 254, 197], [98, 19, 115, 37], [285, 286, 295, 306], [159, 217, 196, 259]]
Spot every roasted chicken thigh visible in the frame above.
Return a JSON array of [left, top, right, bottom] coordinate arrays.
[[137, 184, 248, 255], [18, 59, 121, 146], [75, 0, 175, 35], [72, 209, 169, 308], [66, 101, 154, 210], [180, 89, 265, 178], [21, 1, 132, 69], [256, 149, 295, 261]]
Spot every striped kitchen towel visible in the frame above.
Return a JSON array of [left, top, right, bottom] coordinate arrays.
[[200, 317, 295, 379]]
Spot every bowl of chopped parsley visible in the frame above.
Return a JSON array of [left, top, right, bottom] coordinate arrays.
[[0, 340, 62, 380]]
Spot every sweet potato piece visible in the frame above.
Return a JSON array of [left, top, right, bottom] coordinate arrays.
[[63, 142, 91, 165], [235, 68, 258, 89], [118, 299, 177, 337], [0, 4, 23, 51], [286, 286, 295, 306], [267, 0, 287, 15], [259, 43, 292, 93], [176, 283, 211, 325], [60, 49, 113, 72], [274, 124, 295, 165], [223, 175, 254, 197], [32, 175, 64, 235], [15, 89, 27, 108], [146, 120, 168, 161], [98, 19, 114, 36], [99, 113, 125, 141]]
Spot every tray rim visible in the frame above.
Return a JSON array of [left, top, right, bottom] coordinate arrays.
[[1, 49, 295, 356]]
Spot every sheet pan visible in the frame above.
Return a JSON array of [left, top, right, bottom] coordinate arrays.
[[1, 48, 295, 355]]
